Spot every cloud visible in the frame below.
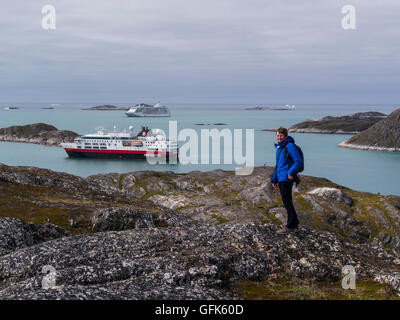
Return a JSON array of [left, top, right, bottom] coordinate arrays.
[[0, 0, 399, 103]]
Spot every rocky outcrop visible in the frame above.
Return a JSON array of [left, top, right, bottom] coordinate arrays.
[[90, 207, 195, 232], [339, 108, 400, 151], [293, 111, 387, 133], [90, 208, 155, 231], [263, 112, 387, 134], [246, 106, 294, 111], [307, 187, 353, 206], [82, 105, 129, 110], [1, 163, 400, 299], [2, 163, 400, 254], [0, 218, 69, 256], [0, 123, 78, 146], [86, 169, 400, 253], [1, 222, 400, 299]]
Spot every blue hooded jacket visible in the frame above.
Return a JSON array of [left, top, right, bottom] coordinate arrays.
[[271, 136, 302, 183]]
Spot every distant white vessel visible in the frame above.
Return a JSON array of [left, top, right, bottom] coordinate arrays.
[[125, 102, 171, 117]]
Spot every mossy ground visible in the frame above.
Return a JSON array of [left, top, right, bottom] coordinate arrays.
[[232, 278, 399, 300], [0, 181, 162, 234]]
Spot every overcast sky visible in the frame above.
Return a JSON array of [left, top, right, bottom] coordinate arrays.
[[1, 0, 399, 104]]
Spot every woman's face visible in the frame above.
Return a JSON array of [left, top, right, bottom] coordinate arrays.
[[276, 132, 286, 144]]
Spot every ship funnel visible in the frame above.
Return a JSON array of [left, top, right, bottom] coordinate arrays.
[[95, 126, 107, 135], [154, 102, 161, 108]]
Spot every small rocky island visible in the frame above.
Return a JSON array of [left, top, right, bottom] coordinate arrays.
[[82, 105, 130, 111], [0, 163, 399, 299], [195, 123, 228, 126], [246, 106, 294, 111], [264, 111, 387, 134], [339, 108, 400, 152], [0, 123, 79, 146]]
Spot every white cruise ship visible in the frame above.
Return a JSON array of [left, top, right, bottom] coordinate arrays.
[[125, 102, 171, 117], [61, 126, 178, 162]]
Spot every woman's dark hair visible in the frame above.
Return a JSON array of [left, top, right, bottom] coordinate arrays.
[[276, 127, 288, 137]]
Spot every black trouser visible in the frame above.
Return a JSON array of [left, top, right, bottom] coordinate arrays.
[[278, 181, 299, 229]]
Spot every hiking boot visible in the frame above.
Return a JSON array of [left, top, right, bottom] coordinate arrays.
[[277, 226, 298, 235]]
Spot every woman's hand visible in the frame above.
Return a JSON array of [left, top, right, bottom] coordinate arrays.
[[288, 174, 294, 180]]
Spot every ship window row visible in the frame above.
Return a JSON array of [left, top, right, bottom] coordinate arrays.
[[92, 143, 107, 146], [83, 137, 132, 140]]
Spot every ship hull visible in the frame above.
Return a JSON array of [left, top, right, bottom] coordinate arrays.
[[64, 148, 178, 162], [66, 150, 147, 159], [125, 113, 171, 117]]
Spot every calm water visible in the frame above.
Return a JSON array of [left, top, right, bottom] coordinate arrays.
[[0, 102, 399, 196]]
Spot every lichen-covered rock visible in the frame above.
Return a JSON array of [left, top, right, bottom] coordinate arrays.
[[307, 187, 353, 206], [0, 217, 70, 256], [1, 163, 400, 299], [0, 223, 399, 299], [90, 208, 155, 231]]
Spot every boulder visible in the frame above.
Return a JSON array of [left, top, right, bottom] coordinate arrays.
[[307, 187, 353, 206], [0, 217, 69, 256], [90, 208, 155, 232]]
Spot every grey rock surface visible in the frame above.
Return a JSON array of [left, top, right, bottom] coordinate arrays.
[[307, 187, 353, 206], [1, 222, 399, 299], [0, 217, 70, 257], [1, 163, 400, 299]]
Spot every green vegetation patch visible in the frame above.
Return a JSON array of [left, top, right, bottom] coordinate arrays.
[[232, 278, 399, 300]]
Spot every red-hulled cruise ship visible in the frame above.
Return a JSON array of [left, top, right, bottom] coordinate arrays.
[[61, 126, 179, 162]]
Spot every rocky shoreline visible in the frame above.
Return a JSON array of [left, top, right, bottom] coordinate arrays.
[[294, 111, 387, 134], [0, 163, 400, 299], [263, 128, 359, 134], [338, 141, 400, 152], [264, 112, 386, 134], [0, 123, 78, 147], [339, 108, 400, 152]]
